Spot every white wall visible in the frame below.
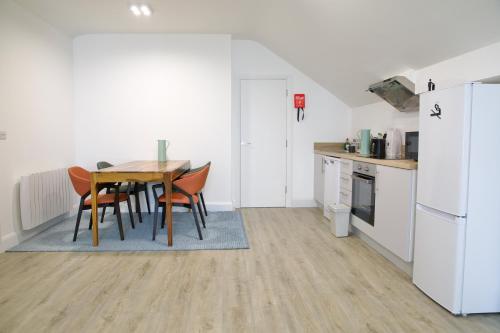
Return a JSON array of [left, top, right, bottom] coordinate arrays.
[[351, 102, 419, 139], [415, 41, 500, 93], [232, 40, 351, 207], [0, 0, 74, 250], [73, 34, 232, 210], [352, 41, 500, 138]]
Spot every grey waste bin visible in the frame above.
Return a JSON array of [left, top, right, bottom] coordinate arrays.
[[328, 204, 350, 237]]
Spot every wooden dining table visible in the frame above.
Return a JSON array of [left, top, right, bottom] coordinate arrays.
[[90, 160, 190, 247]]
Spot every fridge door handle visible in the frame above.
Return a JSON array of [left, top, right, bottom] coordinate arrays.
[[417, 204, 465, 224]]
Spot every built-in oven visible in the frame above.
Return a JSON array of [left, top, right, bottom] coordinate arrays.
[[351, 161, 376, 226]]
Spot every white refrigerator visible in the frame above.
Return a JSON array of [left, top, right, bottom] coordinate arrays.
[[413, 83, 500, 315]]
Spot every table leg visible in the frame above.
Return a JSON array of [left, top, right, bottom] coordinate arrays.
[[91, 173, 99, 246], [163, 173, 173, 246]]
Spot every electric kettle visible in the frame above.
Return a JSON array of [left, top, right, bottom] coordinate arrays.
[[385, 128, 402, 159]]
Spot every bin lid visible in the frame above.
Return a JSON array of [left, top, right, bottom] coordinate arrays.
[[328, 203, 350, 213]]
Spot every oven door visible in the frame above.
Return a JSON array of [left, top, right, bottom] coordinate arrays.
[[351, 173, 375, 226]]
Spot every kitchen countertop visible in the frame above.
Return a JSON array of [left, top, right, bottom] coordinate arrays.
[[314, 143, 418, 170]]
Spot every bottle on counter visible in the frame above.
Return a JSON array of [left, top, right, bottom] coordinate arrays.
[[351, 139, 359, 153], [344, 138, 350, 151]]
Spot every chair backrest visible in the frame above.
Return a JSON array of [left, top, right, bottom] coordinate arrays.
[[68, 166, 91, 197], [187, 162, 210, 174], [97, 161, 114, 170], [174, 162, 210, 195], [183, 162, 211, 179]]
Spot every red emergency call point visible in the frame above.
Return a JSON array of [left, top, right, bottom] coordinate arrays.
[[294, 94, 306, 109], [294, 94, 305, 122]]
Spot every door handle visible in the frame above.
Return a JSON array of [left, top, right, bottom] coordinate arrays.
[[241, 142, 252, 146], [352, 174, 374, 184]]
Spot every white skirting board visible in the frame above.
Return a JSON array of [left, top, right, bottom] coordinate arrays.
[[205, 202, 234, 211], [112, 201, 234, 213], [1, 213, 69, 251], [172, 202, 234, 212], [351, 226, 414, 277], [1, 232, 18, 253], [291, 199, 318, 208]]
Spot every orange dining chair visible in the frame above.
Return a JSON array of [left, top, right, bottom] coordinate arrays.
[[68, 166, 135, 241], [151, 162, 211, 241], [184, 165, 209, 217], [164, 162, 211, 224], [96, 161, 151, 224]]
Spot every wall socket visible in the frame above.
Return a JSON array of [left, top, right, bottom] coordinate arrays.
[[0, 131, 6, 141]]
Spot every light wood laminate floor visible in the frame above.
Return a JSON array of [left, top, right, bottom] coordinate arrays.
[[0, 208, 499, 332]]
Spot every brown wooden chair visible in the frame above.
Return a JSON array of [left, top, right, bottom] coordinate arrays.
[[68, 166, 135, 241]]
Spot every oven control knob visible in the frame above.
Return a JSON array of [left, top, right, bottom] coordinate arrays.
[[364, 167, 370, 172], [357, 165, 362, 170]]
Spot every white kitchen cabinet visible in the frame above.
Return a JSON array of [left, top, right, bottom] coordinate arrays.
[[339, 158, 353, 206], [314, 154, 325, 207], [339, 189, 352, 207], [339, 159, 353, 175], [374, 165, 417, 262]]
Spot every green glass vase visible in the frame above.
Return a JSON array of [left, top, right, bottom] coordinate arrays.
[[158, 139, 169, 162]]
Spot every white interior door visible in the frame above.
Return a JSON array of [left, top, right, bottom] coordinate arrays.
[[241, 79, 287, 207]]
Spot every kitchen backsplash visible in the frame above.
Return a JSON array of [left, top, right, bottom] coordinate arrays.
[[351, 101, 419, 144]]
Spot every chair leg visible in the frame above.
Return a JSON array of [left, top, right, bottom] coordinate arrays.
[[197, 201, 206, 228], [161, 204, 166, 229], [152, 202, 159, 241], [144, 183, 151, 215], [72, 200, 84, 242], [190, 197, 203, 240], [88, 214, 93, 230], [200, 192, 208, 216], [100, 206, 106, 223], [126, 198, 135, 229], [115, 202, 125, 241], [134, 187, 143, 223]]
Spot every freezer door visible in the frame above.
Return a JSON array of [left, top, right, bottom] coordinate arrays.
[[413, 204, 466, 314], [417, 85, 472, 216]]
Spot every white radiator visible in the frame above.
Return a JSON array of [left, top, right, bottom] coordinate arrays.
[[20, 168, 73, 230]]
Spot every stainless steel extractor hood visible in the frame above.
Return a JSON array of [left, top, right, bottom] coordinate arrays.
[[368, 76, 419, 112]]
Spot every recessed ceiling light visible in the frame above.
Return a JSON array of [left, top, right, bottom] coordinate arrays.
[[140, 5, 152, 16], [129, 5, 141, 16]]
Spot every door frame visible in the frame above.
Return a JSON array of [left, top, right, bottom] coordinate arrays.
[[233, 75, 293, 208]]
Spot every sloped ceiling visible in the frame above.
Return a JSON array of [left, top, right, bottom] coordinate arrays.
[[15, 0, 500, 106]]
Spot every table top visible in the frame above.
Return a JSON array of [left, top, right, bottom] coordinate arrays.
[[95, 160, 190, 173]]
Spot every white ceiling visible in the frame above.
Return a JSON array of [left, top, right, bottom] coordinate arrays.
[[15, 0, 500, 107]]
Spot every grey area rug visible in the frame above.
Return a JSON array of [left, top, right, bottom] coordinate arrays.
[[9, 211, 249, 252]]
